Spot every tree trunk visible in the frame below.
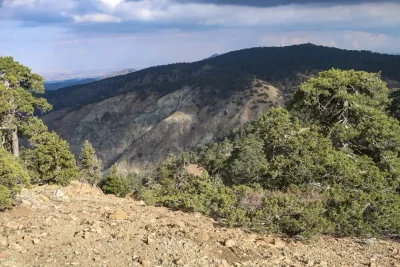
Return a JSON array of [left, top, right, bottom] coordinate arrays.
[[12, 128, 19, 157]]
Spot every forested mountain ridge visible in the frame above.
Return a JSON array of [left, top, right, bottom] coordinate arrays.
[[44, 44, 400, 112], [42, 44, 400, 172]]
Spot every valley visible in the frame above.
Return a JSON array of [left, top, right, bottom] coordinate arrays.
[[42, 44, 400, 172]]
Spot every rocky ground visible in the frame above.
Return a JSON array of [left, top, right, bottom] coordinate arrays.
[[0, 182, 399, 267]]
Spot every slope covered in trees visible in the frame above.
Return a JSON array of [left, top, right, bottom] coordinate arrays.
[[44, 44, 400, 112], [131, 70, 400, 238]]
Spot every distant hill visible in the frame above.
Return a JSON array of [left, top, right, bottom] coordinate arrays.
[[44, 68, 136, 91], [202, 53, 220, 60], [44, 78, 98, 91], [42, 44, 400, 171]]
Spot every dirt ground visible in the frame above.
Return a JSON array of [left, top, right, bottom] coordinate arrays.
[[0, 182, 399, 267]]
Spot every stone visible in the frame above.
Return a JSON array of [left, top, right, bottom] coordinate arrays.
[[109, 210, 128, 220], [0, 236, 7, 247], [225, 239, 236, 248], [21, 199, 32, 206], [32, 239, 40, 245], [272, 238, 286, 248], [174, 257, 186, 265], [8, 243, 22, 251], [262, 236, 274, 244], [197, 231, 210, 242], [37, 195, 50, 204], [54, 189, 65, 197], [146, 235, 156, 245], [139, 256, 151, 267], [358, 238, 376, 246], [145, 223, 157, 231], [173, 220, 186, 229], [269, 258, 282, 265]]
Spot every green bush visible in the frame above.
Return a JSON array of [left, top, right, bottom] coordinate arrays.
[[0, 148, 30, 209], [101, 165, 130, 197], [79, 140, 102, 186], [22, 131, 79, 186], [138, 70, 400, 238]]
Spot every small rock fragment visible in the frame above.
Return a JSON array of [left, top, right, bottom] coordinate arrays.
[[8, 243, 22, 251], [109, 210, 128, 220], [225, 239, 236, 248], [37, 195, 50, 203], [139, 256, 151, 267]]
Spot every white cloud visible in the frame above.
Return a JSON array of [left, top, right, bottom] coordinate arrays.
[[1, 0, 400, 29], [73, 13, 121, 23]]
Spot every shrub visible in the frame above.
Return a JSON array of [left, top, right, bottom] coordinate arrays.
[[101, 165, 130, 197], [0, 148, 30, 209], [22, 132, 79, 186], [79, 140, 102, 186]]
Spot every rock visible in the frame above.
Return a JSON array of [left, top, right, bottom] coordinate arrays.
[[124, 232, 130, 242], [269, 258, 282, 264], [32, 239, 40, 245], [54, 189, 65, 197], [138, 200, 146, 206], [145, 223, 157, 231], [272, 238, 286, 248], [0, 236, 8, 247], [146, 235, 156, 245], [358, 238, 377, 246], [139, 256, 151, 267], [37, 195, 50, 204], [225, 239, 236, 248], [173, 220, 186, 229], [8, 243, 22, 251], [319, 261, 328, 267], [262, 236, 274, 244], [174, 257, 186, 265], [197, 231, 210, 242], [109, 210, 128, 220], [21, 199, 32, 206]]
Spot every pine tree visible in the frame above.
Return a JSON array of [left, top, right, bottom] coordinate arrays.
[[101, 165, 130, 197], [23, 131, 79, 186], [0, 57, 51, 157], [79, 140, 102, 186]]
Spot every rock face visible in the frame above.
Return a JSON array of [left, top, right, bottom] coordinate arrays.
[[43, 81, 284, 172]]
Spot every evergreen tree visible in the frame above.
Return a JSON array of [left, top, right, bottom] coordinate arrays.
[[0, 148, 30, 209], [101, 165, 130, 197], [0, 57, 51, 157], [79, 140, 102, 186], [23, 131, 79, 186]]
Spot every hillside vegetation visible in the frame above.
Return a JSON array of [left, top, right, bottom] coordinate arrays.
[[44, 44, 400, 112], [41, 44, 400, 171], [128, 69, 400, 238], [2, 52, 400, 241]]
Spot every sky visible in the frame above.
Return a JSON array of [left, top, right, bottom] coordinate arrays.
[[0, 0, 399, 79]]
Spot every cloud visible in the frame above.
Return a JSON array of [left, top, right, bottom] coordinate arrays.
[[1, 0, 399, 32], [73, 13, 122, 23]]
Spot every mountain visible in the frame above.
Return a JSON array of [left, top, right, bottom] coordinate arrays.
[[44, 78, 98, 91], [44, 68, 136, 91], [42, 44, 400, 172], [202, 53, 220, 60]]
